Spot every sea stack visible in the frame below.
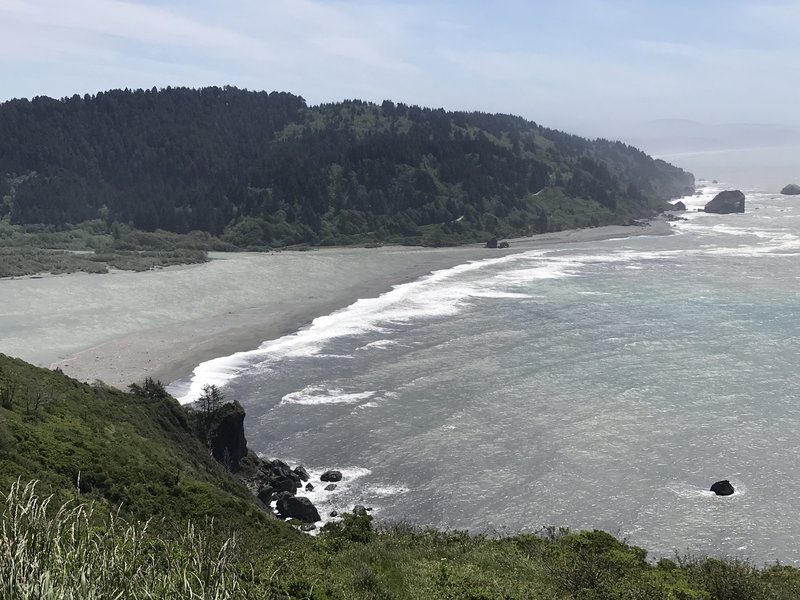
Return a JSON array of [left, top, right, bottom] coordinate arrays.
[[704, 190, 745, 214], [710, 480, 735, 496], [781, 184, 800, 195]]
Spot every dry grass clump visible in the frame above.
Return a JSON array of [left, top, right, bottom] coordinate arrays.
[[0, 480, 244, 600]]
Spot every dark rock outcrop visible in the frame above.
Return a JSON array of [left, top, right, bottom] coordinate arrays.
[[671, 201, 686, 211], [704, 190, 745, 214], [305, 483, 314, 492], [353, 505, 368, 516], [321, 470, 343, 482], [498, 241, 510, 249], [257, 486, 276, 506], [272, 476, 300, 494], [205, 401, 248, 472], [781, 184, 800, 195], [276, 494, 322, 522], [710, 480, 735, 496], [294, 466, 310, 481], [485, 237, 498, 249]]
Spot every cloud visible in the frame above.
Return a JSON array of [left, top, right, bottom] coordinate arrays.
[[625, 40, 700, 60], [0, 0, 269, 58]]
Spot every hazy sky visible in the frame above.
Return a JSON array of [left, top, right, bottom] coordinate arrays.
[[1, 0, 798, 138]]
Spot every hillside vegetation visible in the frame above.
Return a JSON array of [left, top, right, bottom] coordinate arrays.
[[1, 354, 799, 599], [0, 87, 693, 249]]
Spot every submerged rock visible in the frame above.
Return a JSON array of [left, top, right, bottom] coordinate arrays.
[[704, 190, 745, 214], [321, 470, 343, 482], [324, 483, 337, 491], [710, 480, 735, 496], [781, 184, 800, 195]]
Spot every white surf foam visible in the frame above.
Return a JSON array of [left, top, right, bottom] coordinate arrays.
[[173, 237, 698, 404], [172, 250, 549, 403], [356, 339, 398, 351], [280, 386, 377, 406]]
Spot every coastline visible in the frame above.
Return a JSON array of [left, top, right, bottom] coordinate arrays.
[[51, 220, 671, 390]]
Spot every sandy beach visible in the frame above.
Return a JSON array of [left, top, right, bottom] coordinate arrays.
[[2, 221, 669, 390]]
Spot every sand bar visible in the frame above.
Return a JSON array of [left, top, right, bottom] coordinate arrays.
[[0, 222, 669, 389]]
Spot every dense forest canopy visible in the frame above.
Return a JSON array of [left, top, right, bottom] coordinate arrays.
[[0, 86, 694, 247]]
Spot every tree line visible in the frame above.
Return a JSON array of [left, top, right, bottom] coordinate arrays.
[[0, 87, 694, 247]]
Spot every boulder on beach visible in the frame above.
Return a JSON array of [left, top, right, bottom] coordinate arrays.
[[320, 470, 343, 482], [353, 505, 368, 516], [671, 201, 686, 211], [781, 184, 800, 195], [710, 480, 735, 496], [276, 494, 321, 522], [498, 241, 510, 249], [704, 190, 745, 214]]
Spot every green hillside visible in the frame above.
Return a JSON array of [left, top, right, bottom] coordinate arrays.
[[1, 354, 799, 599], [0, 87, 693, 248]]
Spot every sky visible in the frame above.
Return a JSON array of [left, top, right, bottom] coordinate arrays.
[[0, 0, 799, 140]]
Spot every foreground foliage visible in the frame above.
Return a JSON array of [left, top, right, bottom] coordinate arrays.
[[1, 354, 798, 599]]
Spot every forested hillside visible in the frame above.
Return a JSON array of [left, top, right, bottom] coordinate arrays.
[[0, 87, 694, 247]]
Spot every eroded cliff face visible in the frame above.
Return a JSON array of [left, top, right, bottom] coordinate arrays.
[[205, 401, 248, 472]]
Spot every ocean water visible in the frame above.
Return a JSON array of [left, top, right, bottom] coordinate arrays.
[[172, 182, 800, 564]]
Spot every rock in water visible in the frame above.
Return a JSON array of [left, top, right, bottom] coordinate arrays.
[[320, 470, 343, 482], [781, 184, 800, 195], [710, 480, 735, 496], [277, 494, 322, 522], [704, 190, 745, 214], [293, 465, 310, 481], [671, 200, 687, 211]]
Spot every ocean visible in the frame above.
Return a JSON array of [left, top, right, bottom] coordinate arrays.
[[170, 174, 800, 564]]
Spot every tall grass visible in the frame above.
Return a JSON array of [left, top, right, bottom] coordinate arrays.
[[0, 480, 246, 599]]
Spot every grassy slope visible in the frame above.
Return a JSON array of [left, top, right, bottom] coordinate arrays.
[[1, 354, 799, 599]]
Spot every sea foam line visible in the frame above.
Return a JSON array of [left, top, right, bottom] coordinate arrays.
[[170, 250, 544, 403], [171, 236, 696, 404]]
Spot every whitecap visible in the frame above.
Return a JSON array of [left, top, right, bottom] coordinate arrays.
[[280, 386, 377, 406]]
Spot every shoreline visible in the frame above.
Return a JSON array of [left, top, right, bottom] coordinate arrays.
[[51, 221, 671, 390]]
